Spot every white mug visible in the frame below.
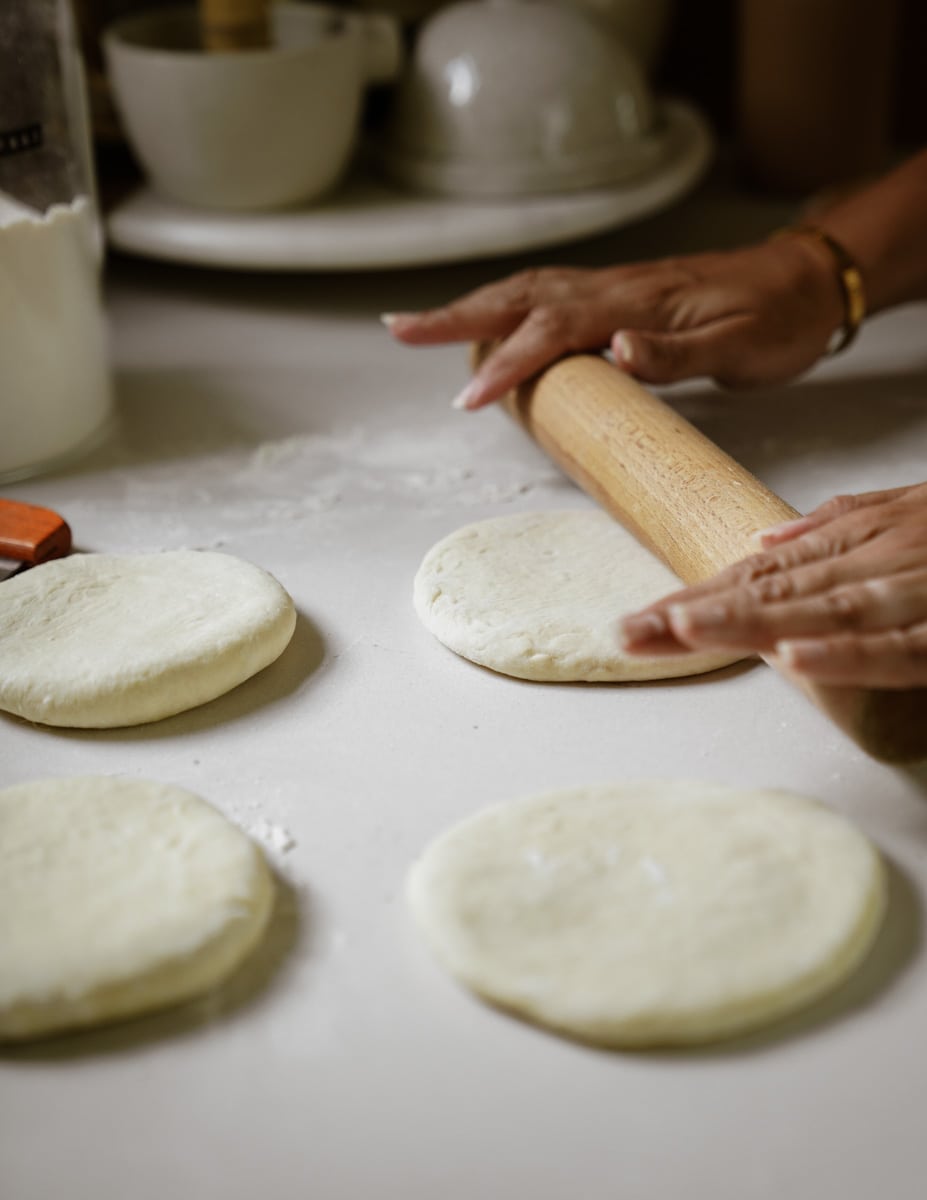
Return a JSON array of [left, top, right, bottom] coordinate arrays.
[[103, 4, 402, 211]]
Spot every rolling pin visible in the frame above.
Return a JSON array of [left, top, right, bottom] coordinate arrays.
[[477, 349, 927, 764], [199, 0, 270, 51]]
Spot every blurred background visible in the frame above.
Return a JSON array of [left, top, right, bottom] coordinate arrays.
[[75, 0, 927, 205]]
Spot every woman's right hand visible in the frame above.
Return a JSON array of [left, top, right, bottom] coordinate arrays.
[[385, 236, 846, 410], [619, 483, 927, 689]]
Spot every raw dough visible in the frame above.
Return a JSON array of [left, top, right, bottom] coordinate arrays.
[[413, 510, 740, 681], [0, 550, 296, 727], [408, 781, 886, 1047], [0, 776, 274, 1041]]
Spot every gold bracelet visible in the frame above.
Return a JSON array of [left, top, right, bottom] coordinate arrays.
[[773, 225, 866, 354]]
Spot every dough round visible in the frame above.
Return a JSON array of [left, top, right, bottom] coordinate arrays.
[[0, 776, 274, 1041], [413, 510, 739, 681], [0, 550, 296, 727], [408, 781, 886, 1047]]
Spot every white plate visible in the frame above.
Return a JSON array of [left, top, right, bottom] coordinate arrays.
[[105, 99, 712, 272]]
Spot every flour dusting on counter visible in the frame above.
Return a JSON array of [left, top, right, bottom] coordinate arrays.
[[248, 424, 568, 510], [249, 816, 297, 856], [49, 346, 580, 558]]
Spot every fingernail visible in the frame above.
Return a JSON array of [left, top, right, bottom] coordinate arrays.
[[669, 602, 727, 633], [618, 611, 667, 645], [614, 331, 635, 367], [776, 638, 828, 669], [451, 380, 483, 411], [380, 312, 413, 329]]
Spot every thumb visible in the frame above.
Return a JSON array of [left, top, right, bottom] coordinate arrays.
[[612, 324, 744, 386]]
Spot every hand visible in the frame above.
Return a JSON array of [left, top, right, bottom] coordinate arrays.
[[384, 237, 845, 410], [618, 483, 927, 689]]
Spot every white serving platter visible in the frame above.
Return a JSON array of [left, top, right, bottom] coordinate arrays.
[[105, 99, 712, 271]]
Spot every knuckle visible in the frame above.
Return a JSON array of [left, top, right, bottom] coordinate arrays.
[[610, 262, 691, 325], [890, 621, 927, 650], [817, 493, 862, 520], [750, 573, 795, 603], [821, 587, 869, 628], [706, 557, 775, 596], [864, 576, 896, 604], [528, 304, 570, 341], [735, 553, 781, 584], [789, 528, 846, 559], [505, 267, 574, 309], [505, 269, 544, 308], [884, 628, 916, 660]]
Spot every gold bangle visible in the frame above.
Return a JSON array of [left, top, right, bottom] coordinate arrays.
[[773, 225, 866, 354]]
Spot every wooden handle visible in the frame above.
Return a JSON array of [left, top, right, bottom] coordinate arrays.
[[198, 0, 270, 51], [483, 349, 927, 763], [0, 499, 71, 565]]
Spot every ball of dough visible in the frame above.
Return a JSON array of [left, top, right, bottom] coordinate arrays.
[[0, 776, 274, 1041], [0, 550, 296, 727], [413, 510, 741, 681], [408, 781, 886, 1047]]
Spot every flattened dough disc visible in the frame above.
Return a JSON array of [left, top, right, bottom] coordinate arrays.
[[0, 550, 296, 727], [408, 780, 886, 1047], [0, 776, 274, 1042], [413, 510, 741, 681]]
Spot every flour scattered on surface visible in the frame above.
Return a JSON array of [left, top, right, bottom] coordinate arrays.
[[471, 480, 538, 505], [250, 427, 365, 470], [249, 817, 296, 855], [92, 399, 575, 548]]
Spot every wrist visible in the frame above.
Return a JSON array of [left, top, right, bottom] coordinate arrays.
[[772, 227, 866, 354]]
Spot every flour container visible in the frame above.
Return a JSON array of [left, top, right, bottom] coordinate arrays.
[[0, 0, 112, 483]]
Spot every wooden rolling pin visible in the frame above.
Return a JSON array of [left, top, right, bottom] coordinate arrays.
[[479, 349, 927, 764], [199, 0, 270, 51]]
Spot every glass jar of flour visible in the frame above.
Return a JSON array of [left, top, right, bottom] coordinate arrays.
[[0, 0, 112, 482]]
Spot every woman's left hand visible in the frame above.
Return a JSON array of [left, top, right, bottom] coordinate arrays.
[[618, 482, 927, 689]]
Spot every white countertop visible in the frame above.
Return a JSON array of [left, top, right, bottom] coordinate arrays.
[[3, 175, 927, 1200]]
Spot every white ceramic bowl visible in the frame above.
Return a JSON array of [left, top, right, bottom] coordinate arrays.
[[104, 4, 401, 211], [378, 0, 666, 197], [572, 0, 673, 72]]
